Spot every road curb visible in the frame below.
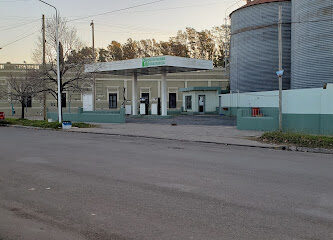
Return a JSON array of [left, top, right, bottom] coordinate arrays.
[[65, 130, 333, 154], [67, 129, 286, 150], [7, 125, 59, 130], [5, 125, 333, 154], [285, 145, 333, 154]]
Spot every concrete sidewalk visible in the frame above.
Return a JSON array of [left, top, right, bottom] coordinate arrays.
[[69, 123, 279, 148]]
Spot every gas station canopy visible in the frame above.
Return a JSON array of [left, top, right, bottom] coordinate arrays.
[[84, 55, 213, 75], [84, 56, 213, 116]]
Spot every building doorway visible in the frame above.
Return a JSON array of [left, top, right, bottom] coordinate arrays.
[[83, 93, 93, 111], [109, 93, 117, 109], [169, 93, 177, 109], [185, 95, 192, 111], [198, 95, 205, 113], [61, 93, 66, 108]]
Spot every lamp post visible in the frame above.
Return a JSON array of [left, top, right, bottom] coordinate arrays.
[[37, 0, 62, 123]]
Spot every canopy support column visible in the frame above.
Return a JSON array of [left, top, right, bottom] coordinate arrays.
[[132, 72, 138, 115], [161, 71, 168, 116]]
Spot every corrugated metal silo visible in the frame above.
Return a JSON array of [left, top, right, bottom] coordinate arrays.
[[291, 0, 333, 89], [230, 0, 291, 92]]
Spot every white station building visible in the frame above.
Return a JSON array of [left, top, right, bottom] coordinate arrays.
[[85, 56, 213, 116]]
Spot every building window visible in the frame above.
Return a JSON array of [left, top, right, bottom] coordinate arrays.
[[61, 93, 66, 108], [185, 95, 192, 110], [109, 93, 117, 109], [169, 93, 177, 108], [24, 96, 32, 108]]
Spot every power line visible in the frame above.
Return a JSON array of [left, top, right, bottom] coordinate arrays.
[[66, 0, 166, 23], [114, 1, 223, 15], [0, 19, 40, 31], [0, 30, 39, 49]]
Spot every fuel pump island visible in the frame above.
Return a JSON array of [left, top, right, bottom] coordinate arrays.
[[85, 56, 213, 116]]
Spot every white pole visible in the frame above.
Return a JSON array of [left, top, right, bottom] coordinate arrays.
[[56, 10, 62, 123], [161, 71, 167, 116], [278, 5, 283, 131], [90, 20, 96, 111], [132, 72, 138, 115], [37, 0, 61, 123]]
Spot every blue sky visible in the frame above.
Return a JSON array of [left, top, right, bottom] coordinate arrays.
[[0, 0, 243, 63]]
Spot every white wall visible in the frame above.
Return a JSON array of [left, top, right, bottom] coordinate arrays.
[[220, 84, 333, 114], [183, 91, 219, 112]]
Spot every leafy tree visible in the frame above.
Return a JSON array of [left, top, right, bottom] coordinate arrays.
[[107, 41, 123, 60], [122, 38, 138, 60], [159, 41, 170, 55], [67, 47, 95, 64], [98, 48, 110, 62], [92, 24, 230, 67]]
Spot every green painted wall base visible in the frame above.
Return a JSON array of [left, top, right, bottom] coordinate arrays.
[[283, 114, 333, 136], [233, 107, 333, 135], [237, 108, 279, 131], [47, 108, 125, 123]]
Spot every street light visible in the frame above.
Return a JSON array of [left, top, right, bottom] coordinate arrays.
[[37, 0, 62, 123]]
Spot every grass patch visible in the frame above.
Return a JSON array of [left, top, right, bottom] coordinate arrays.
[[1, 118, 95, 129], [260, 131, 333, 149]]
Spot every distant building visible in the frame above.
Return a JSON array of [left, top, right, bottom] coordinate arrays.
[[0, 62, 229, 117]]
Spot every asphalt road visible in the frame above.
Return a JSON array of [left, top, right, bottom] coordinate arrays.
[[0, 127, 332, 240]]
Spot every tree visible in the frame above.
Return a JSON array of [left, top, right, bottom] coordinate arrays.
[[33, 16, 92, 120], [67, 47, 95, 64], [107, 41, 123, 60], [211, 25, 231, 67], [168, 37, 189, 57], [159, 41, 170, 55], [98, 48, 110, 62], [98, 25, 230, 67], [5, 71, 43, 119], [197, 30, 215, 60], [122, 38, 138, 60]]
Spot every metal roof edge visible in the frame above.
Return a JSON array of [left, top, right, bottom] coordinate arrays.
[[229, 0, 291, 18]]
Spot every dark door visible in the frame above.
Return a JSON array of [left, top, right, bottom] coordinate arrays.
[[198, 95, 205, 113], [61, 93, 66, 108], [109, 93, 117, 109], [157, 98, 161, 115], [169, 93, 177, 109], [185, 95, 192, 111]]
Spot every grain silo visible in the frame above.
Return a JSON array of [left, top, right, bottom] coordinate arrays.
[[230, 0, 291, 92], [291, 0, 333, 89]]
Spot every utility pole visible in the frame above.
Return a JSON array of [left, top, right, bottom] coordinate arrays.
[[37, 0, 61, 123], [42, 14, 47, 120], [278, 5, 283, 131], [90, 20, 96, 111]]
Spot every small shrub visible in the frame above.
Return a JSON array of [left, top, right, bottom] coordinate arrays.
[[260, 131, 333, 149]]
